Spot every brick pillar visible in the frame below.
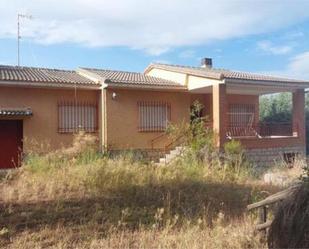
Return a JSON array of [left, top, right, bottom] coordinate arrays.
[[212, 84, 227, 147], [292, 89, 305, 146]]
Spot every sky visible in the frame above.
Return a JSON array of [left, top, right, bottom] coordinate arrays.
[[0, 0, 309, 79]]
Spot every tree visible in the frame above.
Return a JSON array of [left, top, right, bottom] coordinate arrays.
[[260, 92, 309, 154], [259, 92, 292, 122]]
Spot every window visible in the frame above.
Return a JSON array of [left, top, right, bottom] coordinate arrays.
[[138, 101, 171, 132], [228, 104, 255, 127], [58, 101, 98, 133]]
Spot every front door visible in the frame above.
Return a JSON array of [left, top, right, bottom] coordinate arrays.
[[0, 120, 23, 169]]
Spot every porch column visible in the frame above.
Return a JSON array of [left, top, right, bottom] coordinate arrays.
[[212, 84, 227, 147], [292, 89, 305, 144]]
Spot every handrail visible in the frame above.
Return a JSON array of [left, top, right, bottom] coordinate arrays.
[[150, 132, 167, 149], [150, 131, 188, 151], [164, 132, 188, 154]]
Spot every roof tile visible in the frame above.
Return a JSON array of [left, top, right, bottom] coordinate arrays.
[[80, 68, 184, 88], [0, 65, 96, 85], [146, 63, 309, 84]]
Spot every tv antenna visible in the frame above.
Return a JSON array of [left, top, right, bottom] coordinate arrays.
[[17, 13, 32, 66]]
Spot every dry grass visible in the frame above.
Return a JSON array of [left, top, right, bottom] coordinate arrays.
[[2, 217, 262, 249], [0, 133, 283, 248], [262, 156, 307, 187]]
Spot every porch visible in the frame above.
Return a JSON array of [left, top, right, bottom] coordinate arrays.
[[190, 82, 306, 151]]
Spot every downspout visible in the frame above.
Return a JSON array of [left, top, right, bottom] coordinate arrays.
[[99, 82, 108, 152]]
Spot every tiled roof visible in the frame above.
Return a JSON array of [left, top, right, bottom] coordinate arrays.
[[0, 108, 32, 116], [146, 63, 309, 84], [80, 68, 185, 88], [0, 65, 97, 86]]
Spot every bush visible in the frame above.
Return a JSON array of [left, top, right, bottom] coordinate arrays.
[[222, 140, 251, 181], [166, 101, 252, 182], [167, 101, 215, 164]]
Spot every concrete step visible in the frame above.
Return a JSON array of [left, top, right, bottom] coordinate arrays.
[[157, 146, 186, 165], [169, 148, 184, 157]]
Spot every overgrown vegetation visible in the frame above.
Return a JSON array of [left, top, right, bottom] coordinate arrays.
[[167, 101, 252, 182], [0, 106, 284, 248]]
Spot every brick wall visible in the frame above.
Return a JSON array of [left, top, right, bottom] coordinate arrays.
[[245, 145, 305, 167]]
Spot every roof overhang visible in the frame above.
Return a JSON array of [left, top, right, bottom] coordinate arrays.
[[188, 78, 309, 95], [225, 78, 309, 95], [105, 82, 188, 92], [147, 63, 309, 95]]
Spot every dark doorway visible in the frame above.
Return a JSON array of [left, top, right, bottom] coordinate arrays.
[[0, 120, 23, 169]]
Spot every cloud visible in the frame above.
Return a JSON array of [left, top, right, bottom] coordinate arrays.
[[153, 59, 171, 64], [260, 51, 309, 80], [283, 31, 305, 40], [179, 50, 196, 58], [1, 0, 309, 55], [257, 40, 292, 55], [287, 51, 309, 78]]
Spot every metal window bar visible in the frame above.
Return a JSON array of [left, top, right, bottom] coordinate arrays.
[[227, 104, 256, 137], [58, 101, 98, 133], [138, 101, 171, 132]]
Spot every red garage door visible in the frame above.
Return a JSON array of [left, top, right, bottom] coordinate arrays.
[[0, 120, 23, 169]]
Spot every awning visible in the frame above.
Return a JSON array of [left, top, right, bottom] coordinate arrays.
[[0, 108, 32, 116]]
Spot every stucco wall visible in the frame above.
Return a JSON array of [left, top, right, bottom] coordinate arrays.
[[105, 88, 191, 149], [0, 86, 99, 152], [146, 68, 187, 85]]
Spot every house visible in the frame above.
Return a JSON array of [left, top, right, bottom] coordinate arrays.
[[0, 58, 308, 168]]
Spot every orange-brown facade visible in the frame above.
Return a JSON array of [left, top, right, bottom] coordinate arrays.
[[0, 85, 305, 154], [104, 88, 191, 149], [0, 63, 308, 168], [0, 86, 99, 152]]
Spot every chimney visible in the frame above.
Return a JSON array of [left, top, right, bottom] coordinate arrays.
[[201, 57, 212, 69]]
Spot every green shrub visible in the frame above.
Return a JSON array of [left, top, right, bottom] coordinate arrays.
[[222, 140, 251, 181], [167, 101, 215, 163], [224, 140, 243, 156], [166, 101, 252, 182]]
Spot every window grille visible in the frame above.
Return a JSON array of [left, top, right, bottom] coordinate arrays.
[[228, 104, 255, 126], [138, 101, 171, 132], [58, 101, 98, 133]]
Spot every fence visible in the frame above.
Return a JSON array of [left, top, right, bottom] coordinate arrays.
[[247, 184, 300, 233]]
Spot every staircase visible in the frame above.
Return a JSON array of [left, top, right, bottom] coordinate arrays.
[[157, 146, 185, 165]]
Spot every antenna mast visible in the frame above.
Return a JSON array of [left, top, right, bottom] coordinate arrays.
[[17, 13, 32, 66]]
